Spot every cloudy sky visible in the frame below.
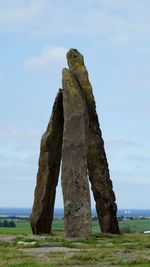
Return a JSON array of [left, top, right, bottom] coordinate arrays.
[[0, 0, 150, 209]]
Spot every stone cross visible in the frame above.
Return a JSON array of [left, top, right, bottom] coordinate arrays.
[[30, 49, 120, 237]]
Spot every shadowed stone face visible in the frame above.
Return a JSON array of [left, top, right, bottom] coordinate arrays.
[[30, 89, 64, 235], [67, 49, 120, 234], [61, 68, 92, 238]]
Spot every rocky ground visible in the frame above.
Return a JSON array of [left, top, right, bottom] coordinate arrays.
[[0, 232, 150, 266]]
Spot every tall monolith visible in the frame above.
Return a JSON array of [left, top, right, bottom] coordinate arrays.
[[61, 68, 92, 238], [67, 49, 120, 234], [30, 89, 63, 234]]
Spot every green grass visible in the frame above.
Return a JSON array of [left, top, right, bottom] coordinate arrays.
[[119, 219, 150, 232], [1, 264, 58, 267], [124, 265, 150, 267], [52, 219, 64, 231], [0, 218, 150, 235], [0, 219, 64, 235], [0, 232, 150, 266], [0, 221, 31, 234], [0, 217, 149, 267], [93, 219, 150, 233], [1, 264, 150, 267]]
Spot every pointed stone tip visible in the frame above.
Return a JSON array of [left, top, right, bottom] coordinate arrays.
[[55, 88, 63, 98], [62, 67, 69, 73], [67, 48, 80, 55], [67, 49, 84, 63], [62, 68, 70, 77]]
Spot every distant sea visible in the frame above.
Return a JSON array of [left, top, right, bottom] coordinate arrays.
[[0, 208, 150, 218]]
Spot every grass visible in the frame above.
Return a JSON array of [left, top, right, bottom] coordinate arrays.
[[92, 218, 150, 233], [1, 264, 58, 267], [2, 265, 149, 267], [1, 218, 150, 235], [124, 265, 150, 267], [0, 219, 64, 235], [0, 219, 150, 266], [0, 233, 149, 266], [119, 219, 150, 232], [0, 221, 31, 234]]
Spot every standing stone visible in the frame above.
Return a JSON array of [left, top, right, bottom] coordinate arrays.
[[67, 49, 120, 234], [61, 68, 92, 238], [30, 89, 64, 235]]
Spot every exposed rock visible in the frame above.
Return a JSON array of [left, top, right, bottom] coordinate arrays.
[[30, 89, 64, 234], [67, 49, 120, 234], [39, 242, 64, 247], [17, 241, 37, 246], [61, 68, 92, 238], [22, 247, 81, 255], [24, 235, 45, 241], [0, 235, 16, 244]]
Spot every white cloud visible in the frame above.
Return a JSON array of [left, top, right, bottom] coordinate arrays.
[[0, 0, 150, 50], [0, 0, 44, 32], [24, 46, 67, 71]]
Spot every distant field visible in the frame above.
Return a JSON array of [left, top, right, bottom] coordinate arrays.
[[0, 221, 31, 234], [92, 219, 150, 233], [119, 219, 150, 233], [0, 219, 150, 235]]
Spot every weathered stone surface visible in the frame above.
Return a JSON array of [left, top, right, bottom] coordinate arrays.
[[67, 49, 120, 234], [61, 68, 92, 238], [30, 89, 63, 234]]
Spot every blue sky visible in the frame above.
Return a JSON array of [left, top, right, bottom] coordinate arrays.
[[0, 0, 150, 209]]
